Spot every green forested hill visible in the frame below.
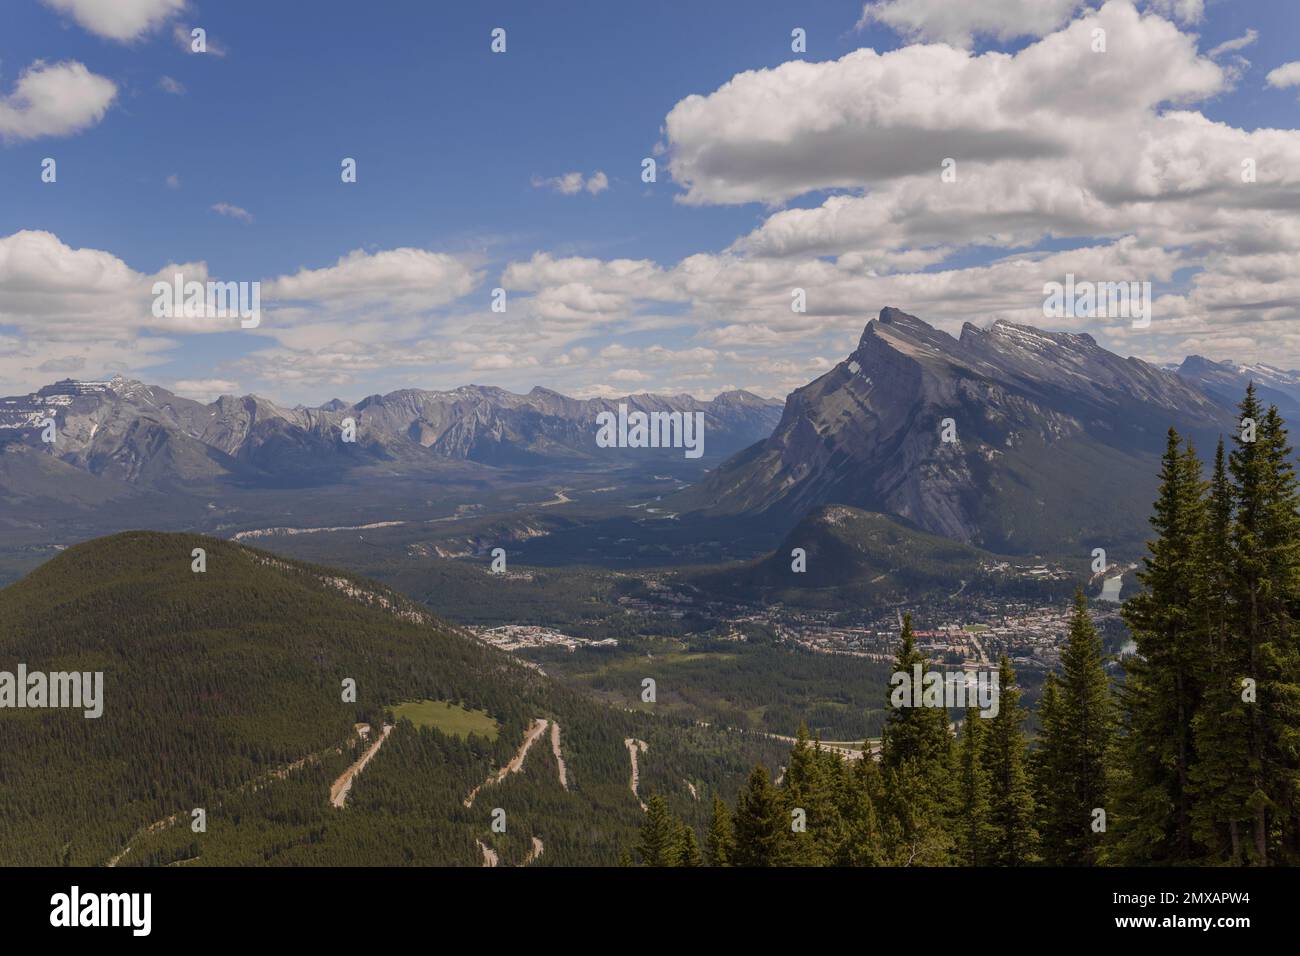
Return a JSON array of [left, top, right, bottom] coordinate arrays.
[[0, 531, 783, 866]]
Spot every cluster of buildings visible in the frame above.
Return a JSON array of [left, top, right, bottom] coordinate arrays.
[[471, 624, 617, 654]]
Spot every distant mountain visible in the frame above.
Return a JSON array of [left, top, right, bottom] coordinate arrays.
[[0, 376, 782, 491], [1175, 355, 1300, 417], [675, 307, 1235, 555]]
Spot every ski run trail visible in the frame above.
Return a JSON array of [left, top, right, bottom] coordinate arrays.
[[330, 723, 394, 808], [624, 738, 648, 811], [108, 723, 379, 866], [464, 717, 550, 809], [479, 836, 544, 867], [550, 721, 569, 789]]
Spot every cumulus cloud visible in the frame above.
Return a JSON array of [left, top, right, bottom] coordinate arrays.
[[856, 0, 1201, 46], [0, 60, 117, 142], [42, 0, 186, 42], [668, 3, 1223, 206], [1266, 62, 1300, 92], [857, 0, 1086, 46], [262, 247, 480, 316]]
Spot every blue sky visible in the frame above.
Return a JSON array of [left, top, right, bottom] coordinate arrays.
[[2, 0, 1299, 405]]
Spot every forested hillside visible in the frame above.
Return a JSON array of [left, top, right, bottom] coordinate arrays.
[[0, 532, 783, 866]]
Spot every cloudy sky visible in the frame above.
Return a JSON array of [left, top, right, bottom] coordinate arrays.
[[1, 0, 1298, 405]]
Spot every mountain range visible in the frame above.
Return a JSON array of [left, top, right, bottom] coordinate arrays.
[[0, 377, 782, 493], [5, 307, 1289, 562]]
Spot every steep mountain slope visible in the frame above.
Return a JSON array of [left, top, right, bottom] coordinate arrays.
[[0, 377, 782, 490], [1176, 355, 1300, 417], [0, 532, 781, 866], [692, 504, 1074, 608], [676, 307, 1233, 555]]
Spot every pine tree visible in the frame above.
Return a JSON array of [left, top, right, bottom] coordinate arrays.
[[1038, 589, 1114, 865], [731, 765, 789, 867], [953, 706, 993, 866], [878, 613, 954, 864], [881, 613, 953, 774], [985, 654, 1036, 865], [1115, 428, 1206, 863], [1188, 438, 1254, 863], [637, 793, 681, 867], [836, 750, 884, 866], [676, 823, 703, 867], [1229, 396, 1300, 864], [782, 723, 842, 865], [705, 794, 734, 867]]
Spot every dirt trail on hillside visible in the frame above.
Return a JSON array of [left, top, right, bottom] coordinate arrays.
[[478, 840, 499, 867], [523, 836, 544, 865], [464, 718, 549, 808], [330, 723, 394, 808], [107, 724, 371, 866], [624, 738, 648, 811], [550, 721, 568, 789]]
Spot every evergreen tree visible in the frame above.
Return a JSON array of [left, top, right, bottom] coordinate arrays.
[[1229, 395, 1300, 864], [782, 723, 842, 865], [953, 706, 993, 866], [1115, 428, 1206, 862], [676, 823, 703, 867], [1038, 589, 1114, 865], [1188, 438, 1254, 863], [705, 794, 734, 867], [985, 655, 1036, 865], [878, 613, 954, 865], [637, 793, 681, 867], [836, 750, 884, 866], [881, 613, 953, 773], [731, 765, 788, 867]]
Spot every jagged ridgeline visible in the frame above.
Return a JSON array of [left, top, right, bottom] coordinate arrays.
[[0, 532, 783, 866]]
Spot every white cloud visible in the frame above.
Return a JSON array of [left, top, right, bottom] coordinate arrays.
[[170, 378, 240, 401], [668, 2, 1224, 206], [1145, 0, 1203, 25], [158, 75, 186, 95], [262, 247, 480, 316], [173, 23, 228, 57], [210, 202, 253, 223], [0, 60, 116, 142], [1266, 62, 1300, 91], [531, 171, 609, 195], [42, 0, 186, 42], [856, 0, 1201, 47], [857, 0, 1085, 46], [1207, 29, 1258, 59]]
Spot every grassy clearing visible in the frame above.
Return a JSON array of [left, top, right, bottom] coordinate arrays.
[[392, 699, 500, 741]]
